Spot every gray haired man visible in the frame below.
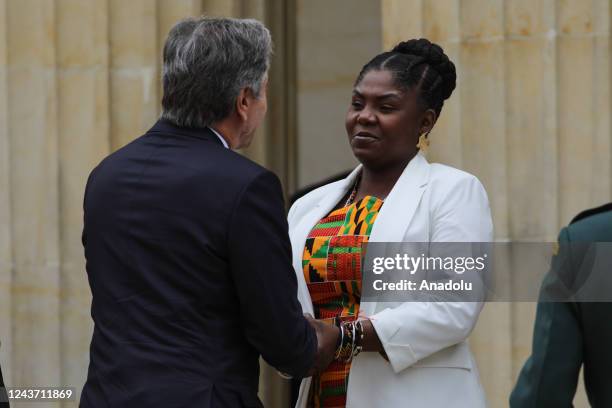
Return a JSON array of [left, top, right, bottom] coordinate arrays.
[[80, 17, 338, 407]]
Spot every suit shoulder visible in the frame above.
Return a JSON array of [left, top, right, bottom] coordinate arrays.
[[93, 134, 145, 168], [570, 202, 612, 225], [220, 149, 271, 178], [209, 152, 280, 200], [566, 203, 612, 242], [428, 163, 485, 193], [429, 162, 480, 183]]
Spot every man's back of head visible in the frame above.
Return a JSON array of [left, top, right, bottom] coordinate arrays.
[[160, 16, 272, 149]]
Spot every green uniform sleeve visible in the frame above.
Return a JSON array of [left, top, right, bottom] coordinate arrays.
[[510, 227, 583, 408]]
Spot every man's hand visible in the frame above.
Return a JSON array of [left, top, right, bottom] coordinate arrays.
[[304, 314, 339, 376]]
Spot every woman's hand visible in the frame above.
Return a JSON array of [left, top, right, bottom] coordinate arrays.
[[360, 319, 388, 361]]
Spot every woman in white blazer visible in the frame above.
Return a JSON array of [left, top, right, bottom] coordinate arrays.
[[288, 39, 493, 407]]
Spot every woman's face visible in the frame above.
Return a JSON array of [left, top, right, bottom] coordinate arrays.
[[345, 69, 432, 170]]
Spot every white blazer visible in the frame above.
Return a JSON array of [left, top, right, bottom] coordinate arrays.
[[288, 153, 493, 408]]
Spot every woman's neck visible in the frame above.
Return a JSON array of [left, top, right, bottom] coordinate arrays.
[[355, 157, 413, 201]]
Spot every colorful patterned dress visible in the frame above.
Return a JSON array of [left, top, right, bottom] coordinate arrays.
[[302, 195, 384, 408]]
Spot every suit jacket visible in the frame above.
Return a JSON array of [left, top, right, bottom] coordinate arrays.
[[80, 119, 316, 408], [288, 153, 493, 408], [510, 204, 612, 408]]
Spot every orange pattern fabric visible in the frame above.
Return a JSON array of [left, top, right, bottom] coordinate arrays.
[[303, 196, 383, 407]]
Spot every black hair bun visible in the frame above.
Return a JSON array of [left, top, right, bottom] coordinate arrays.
[[392, 38, 456, 100]]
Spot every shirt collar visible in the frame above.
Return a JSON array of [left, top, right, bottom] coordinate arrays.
[[207, 127, 230, 149]]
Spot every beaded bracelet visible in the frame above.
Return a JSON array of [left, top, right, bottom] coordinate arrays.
[[334, 319, 365, 363], [334, 320, 345, 360], [354, 320, 364, 357], [336, 321, 354, 362]]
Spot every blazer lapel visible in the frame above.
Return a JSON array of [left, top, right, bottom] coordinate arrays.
[[291, 167, 362, 315], [361, 153, 430, 317], [291, 156, 430, 318]]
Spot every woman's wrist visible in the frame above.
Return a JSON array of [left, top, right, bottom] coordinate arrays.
[[331, 317, 390, 363], [359, 319, 384, 353]]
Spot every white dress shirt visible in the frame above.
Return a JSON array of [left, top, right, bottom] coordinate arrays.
[[208, 127, 229, 149]]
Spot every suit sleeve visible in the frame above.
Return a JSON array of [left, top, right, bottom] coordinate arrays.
[[510, 227, 583, 408], [227, 170, 316, 377], [370, 175, 493, 373], [81, 168, 95, 248]]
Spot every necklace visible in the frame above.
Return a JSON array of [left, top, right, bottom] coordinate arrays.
[[344, 175, 361, 207], [343, 174, 389, 207]]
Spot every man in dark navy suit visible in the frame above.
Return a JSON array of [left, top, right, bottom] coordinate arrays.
[[80, 17, 338, 407]]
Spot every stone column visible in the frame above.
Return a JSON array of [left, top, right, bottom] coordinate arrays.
[[0, 0, 11, 389], [458, 3, 513, 407], [158, 0, 203, 39], [109, 0, 159, 150], [420, 0, 463, 169], [382, 0, 424, 45], [261, 0, 298, 194], [202, 0, 242, 17], [56, 0, 111, 402], [558, 0, 611, 221], [7, 1, 61, 407], [503, 3, 558, 406]]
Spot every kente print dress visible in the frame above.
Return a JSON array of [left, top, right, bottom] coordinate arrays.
[[302, 195, 383, 408]]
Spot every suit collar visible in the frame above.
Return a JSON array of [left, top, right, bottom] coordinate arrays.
[[207, 126, 230, 148], [369, 153, 430, 241], [311, 153, 430, 211], [147, 119, 225, 146]]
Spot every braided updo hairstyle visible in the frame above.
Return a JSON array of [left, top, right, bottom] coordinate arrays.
[[355, 38, 456, 117]]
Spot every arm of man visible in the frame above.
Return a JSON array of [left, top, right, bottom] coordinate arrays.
[[228, 170, 330, 377], [510, 227, 583, 407]]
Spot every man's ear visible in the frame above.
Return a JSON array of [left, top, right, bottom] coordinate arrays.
[[235, 87, 255, 122]]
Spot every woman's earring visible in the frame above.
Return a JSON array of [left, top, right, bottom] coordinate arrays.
[[416, 133, 430, 152]]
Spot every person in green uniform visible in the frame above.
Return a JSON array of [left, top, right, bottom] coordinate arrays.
[[510, 203, 612, 407]]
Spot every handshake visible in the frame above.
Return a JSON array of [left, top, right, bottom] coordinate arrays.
[[303, 314, 371, 376]]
